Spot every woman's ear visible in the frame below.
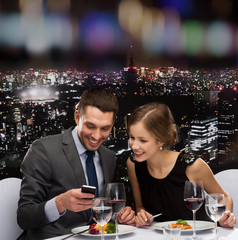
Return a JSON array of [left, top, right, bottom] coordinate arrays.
[[157, 141, 164, 151]]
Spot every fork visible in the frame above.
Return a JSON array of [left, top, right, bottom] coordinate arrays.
[[146, 213, 162, 222]]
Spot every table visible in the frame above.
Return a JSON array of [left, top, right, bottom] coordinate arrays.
[[45, 225, 238, 240]]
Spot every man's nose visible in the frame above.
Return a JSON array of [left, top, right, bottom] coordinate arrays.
[[92, 129, 101, 140]]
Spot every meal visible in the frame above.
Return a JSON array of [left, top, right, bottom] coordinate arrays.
[[169, 219, 192, 230], [89, 222, 116, 234]]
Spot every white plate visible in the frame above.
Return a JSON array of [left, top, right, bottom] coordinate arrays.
[[153, 220, 214, 232], [71, 224, 136, 237]]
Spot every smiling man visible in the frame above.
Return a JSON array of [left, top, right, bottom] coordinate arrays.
[[17, 87, 135, 240]]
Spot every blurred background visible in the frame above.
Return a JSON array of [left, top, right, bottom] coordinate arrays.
[[0, 0, 238, 71]]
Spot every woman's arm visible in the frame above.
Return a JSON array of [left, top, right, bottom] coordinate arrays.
[[126, 158, 144, 213], [186, 158, 236, 227], [126, 158, 153, 225]]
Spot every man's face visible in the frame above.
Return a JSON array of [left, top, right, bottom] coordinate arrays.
[[74, 106, 114, 151]]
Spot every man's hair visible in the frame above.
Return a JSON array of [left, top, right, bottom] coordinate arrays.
[[77, 87, 118, 120]]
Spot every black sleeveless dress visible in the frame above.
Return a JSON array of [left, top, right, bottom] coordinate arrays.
[[132, 151, 211, 222]]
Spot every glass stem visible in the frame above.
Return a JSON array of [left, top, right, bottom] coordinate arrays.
[[101, 224, 105, 240], [214, 220, 218, 240], [115, 213, 119, 240], [192, 210, 197, 239]]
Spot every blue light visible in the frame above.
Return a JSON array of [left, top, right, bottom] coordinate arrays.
[[80, 12, 120, 54], [158, 0, 194, 18]]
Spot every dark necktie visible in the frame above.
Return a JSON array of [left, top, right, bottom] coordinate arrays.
[[85, 150, 98, 197]]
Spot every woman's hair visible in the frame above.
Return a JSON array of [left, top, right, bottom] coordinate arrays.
[[128, 102, 178, 149], [77, 87, 118, 121]]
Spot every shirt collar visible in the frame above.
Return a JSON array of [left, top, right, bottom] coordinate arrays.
[[72, 126, 87, 155]]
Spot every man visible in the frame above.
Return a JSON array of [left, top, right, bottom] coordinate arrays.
[[17, 87, 135, 239]]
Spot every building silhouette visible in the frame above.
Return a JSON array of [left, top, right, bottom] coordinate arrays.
[[188, 117, 218, 162], [124, 46, 138, 94], [218, 88, 238, 160]]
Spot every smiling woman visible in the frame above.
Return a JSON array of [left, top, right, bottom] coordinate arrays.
[[126, 101, 236, 228]]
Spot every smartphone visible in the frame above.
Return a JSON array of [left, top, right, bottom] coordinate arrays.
[[81, 185, 96, 195]]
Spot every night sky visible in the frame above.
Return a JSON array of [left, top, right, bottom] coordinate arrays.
[[0, 0, 237, 70]]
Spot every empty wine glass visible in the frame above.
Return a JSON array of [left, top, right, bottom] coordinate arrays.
[[205, 193, 226, 240], [184, 180, 204, 240], [92, 197, 112, 240], [105, 183, 126, 240]]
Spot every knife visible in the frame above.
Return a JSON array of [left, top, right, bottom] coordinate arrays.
[[61, 227, 90, 240]]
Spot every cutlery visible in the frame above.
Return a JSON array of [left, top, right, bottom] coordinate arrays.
[[61, 227, 90, 240], [146, 213, 162, 222]]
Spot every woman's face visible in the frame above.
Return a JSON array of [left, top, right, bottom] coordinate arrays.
[[129, 121, 162, 162]]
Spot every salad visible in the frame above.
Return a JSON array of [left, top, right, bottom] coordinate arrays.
[[169, 219, 192, 230], [89, 222, 116, 234]]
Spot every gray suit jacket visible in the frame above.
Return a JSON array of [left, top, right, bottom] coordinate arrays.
[[17, 127, 116, 240]]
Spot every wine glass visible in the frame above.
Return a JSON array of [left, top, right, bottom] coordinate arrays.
[[205, 193, 226, 240], [184, 180, 204, 240], [92, 197, 112, 240], [105, 183, 126, 240]]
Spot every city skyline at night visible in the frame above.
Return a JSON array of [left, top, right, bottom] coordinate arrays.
[[1, 63, 238, 182]]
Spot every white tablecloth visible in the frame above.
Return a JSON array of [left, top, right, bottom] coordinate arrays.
[[45, 225, 238, 240]]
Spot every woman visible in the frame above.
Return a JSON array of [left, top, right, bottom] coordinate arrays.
[[127, 102, 236, 227]]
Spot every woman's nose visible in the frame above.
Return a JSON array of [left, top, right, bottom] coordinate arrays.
[[131, 141, 139, 150]]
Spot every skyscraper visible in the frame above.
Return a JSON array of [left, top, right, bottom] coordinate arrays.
[[124, 46, 138, 94], [188, 117, 218, 162], [217, 88, 238, 158]]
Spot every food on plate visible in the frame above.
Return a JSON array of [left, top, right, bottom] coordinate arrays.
[[106, 222, 116, 233], [89, 222, 116, 234], [169, 219, 192, 230]]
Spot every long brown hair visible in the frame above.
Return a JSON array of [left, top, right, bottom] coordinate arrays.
[[128, 102, 178, 149]]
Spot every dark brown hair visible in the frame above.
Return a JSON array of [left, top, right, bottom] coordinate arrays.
[[77, 87, 118, 120], [128, 102, 178, 149]]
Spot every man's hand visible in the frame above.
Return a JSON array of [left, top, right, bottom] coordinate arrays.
[[219, 210, 236, 228], [118, 206, 135, 225], [55, 188, 95, 213]]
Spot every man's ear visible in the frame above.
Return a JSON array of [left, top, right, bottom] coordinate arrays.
[[74, 110, 80, 125]]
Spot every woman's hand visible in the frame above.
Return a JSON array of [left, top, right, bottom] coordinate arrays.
[[135, 209, 153, 226], [219, 210, 236, 228], [118, 206, 136, 225]]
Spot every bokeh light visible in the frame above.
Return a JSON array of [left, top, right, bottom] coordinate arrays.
[[80, 12, 119, 54], [181, 20, 204, 56], [159, 0, 194, 18], [0, 14, 24, 47], [141, 8, 165, 55], [0, 0, 236, 68], [162, 8, 181, 56], [206, 21, 234, 57], [118, 0, 144, 40]]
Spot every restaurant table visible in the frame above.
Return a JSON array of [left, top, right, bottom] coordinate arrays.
[[45, 225, 238, 240]]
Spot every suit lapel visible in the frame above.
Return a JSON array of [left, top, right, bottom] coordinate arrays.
[[98, 147, 111, 184], [62, 128, 87, 187]]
